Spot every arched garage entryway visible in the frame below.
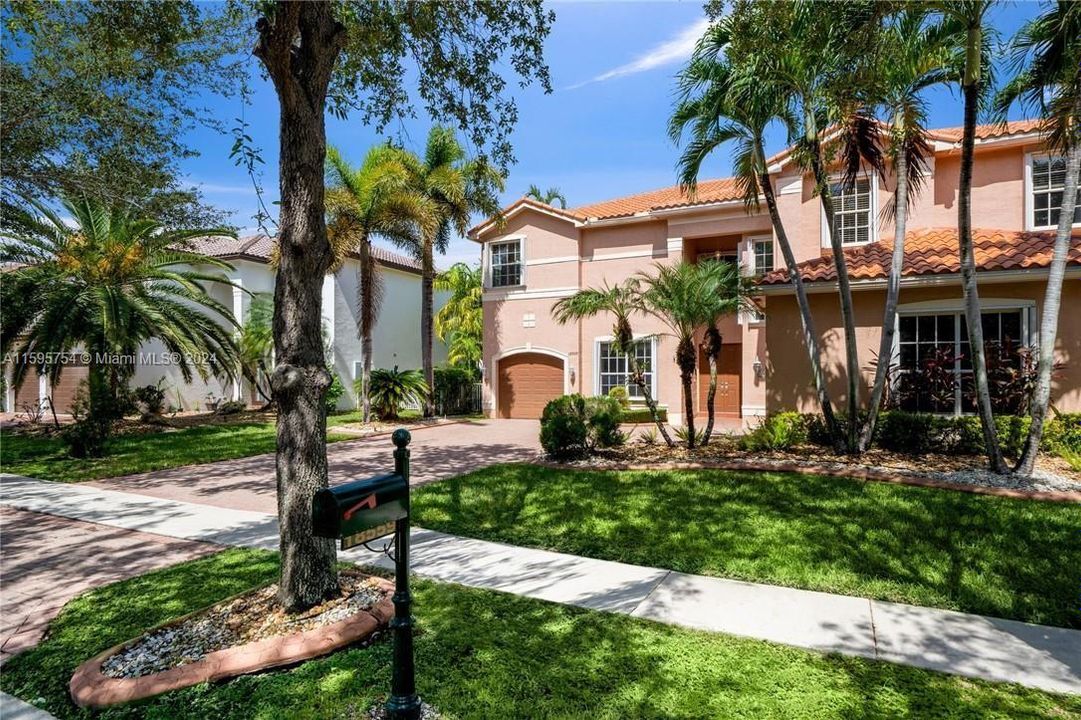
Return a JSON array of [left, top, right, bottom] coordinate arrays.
[[496, 351, 565, 419]]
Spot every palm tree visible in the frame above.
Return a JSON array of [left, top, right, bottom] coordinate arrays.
[[857, 9, 955, 451], [696, 258, 755, 445], [636, 262, 710, 449], [552, 281, 675, 447], [670, 16, 845, 449], [996, 0, 1081, 476], [434, 262, 483, 369], [408, 127, 502, 417], [761, 0, 883, 454], [525, 184, 568, 208], [1, 194, 241, 444], [324, 144, 434, 422], [936, 0, 1007, 473]]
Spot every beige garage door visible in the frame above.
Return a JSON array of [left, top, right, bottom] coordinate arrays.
[[497, 353, 564, 419]]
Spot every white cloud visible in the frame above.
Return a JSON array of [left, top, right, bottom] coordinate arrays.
[[565, 17, 709, 90]]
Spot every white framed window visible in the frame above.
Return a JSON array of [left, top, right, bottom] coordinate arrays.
[[822, 176, 875, 246], [488, 238, 524, 288], [595, 338, 655, 400], [753, 239, 774, 275], [895, 306, 1030, 415], [1027, 154, 1081, 230]]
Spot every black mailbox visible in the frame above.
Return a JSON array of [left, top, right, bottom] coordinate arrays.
[[312, 472, 408, 548]]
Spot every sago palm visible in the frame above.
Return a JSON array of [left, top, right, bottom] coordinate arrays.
[[636, 262, 710, 449], [858, 9, 956, 451], [995, 0, 1081, 476], [324, 143, 434, 422], [552, 281, 674, 447], [409, 127, 503, 417], [670, 16, 844, 449], [1, 194, 241, 424], [363, 366, 429, 421], [434, 262, 483, 369]]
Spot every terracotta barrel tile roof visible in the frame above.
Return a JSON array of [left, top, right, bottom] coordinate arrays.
[[924, 119, 1045, 143], [571, 177, 745, 220], [185, 234, 422, 272], [758, 228, 1081, 286], [471, 120, 1047, 236]]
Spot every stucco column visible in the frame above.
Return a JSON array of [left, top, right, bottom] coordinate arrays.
[[666, 236, 683, 263]]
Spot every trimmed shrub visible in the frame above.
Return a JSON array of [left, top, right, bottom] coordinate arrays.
[[804, 413, 831, 447], [740, 412, 807, 451], [133, 380, 167, 417], [433, 365, 477, 416], [876, 411, 937, 455], [585, 395, 625, 448], [215, 399, 246, 415], [540, 395, 589, 459], [621, 406, 668, 423], [607, 386, 630, 409], [1043, 412, 1081, 454]]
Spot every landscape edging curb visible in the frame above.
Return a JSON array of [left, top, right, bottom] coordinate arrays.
[[69, 576, 394, 708]]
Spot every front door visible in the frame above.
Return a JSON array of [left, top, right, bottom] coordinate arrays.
[[698, 343, 741, 416]]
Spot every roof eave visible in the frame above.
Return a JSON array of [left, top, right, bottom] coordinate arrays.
[[757, 265, 1078, 295]]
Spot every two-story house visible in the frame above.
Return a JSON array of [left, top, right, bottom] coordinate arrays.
[[469, 120, 1081, 423], [4, 235, 448, 414]]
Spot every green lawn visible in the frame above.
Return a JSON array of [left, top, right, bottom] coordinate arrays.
[[0, 423, 356, 483], [412, 464, 1081, 629], [2, 549, 1076, 719]]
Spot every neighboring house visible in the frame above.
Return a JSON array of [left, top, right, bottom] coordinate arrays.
[[469, 120, 1080, 422], [4, 235, 448, 414]]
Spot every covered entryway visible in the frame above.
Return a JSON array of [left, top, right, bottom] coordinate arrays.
[[698, 343, 741, 417], [497, 352, 564, 419]]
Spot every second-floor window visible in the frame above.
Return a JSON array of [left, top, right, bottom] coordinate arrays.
[[829, 177, 873, 245], [1031, 155, 1081, 228], [490, 239, 522, 287], [753, 240, 774, 275]]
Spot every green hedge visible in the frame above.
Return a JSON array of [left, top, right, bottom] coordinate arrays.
[[800, 410, 1080, 458], [620, 406, 668, 423]]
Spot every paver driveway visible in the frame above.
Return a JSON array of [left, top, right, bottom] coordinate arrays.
[[88, 419, 541, 513]]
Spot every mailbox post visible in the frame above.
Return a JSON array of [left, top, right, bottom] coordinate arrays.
[[386, 429, 420, 720], [311, 429, 421, 720]]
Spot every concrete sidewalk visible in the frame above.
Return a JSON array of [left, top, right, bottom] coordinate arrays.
[[2, 473, 1079, 695]]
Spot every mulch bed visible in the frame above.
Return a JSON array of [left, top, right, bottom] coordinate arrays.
[[554, 430, 1081, 500], [71, 570, 394, 708], [101, 569, 389, 679]]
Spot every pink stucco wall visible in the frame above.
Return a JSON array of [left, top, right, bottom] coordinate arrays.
[[764, 280, 1081, 415]]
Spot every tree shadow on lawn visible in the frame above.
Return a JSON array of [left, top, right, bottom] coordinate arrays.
[[412, 465, 1081, 628], [3, 548, 1074, 719]]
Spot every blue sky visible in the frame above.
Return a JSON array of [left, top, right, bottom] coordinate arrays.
[[180, 1, 1042, 267]]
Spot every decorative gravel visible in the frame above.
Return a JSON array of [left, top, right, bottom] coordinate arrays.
[[101, 569, 388, 679]]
